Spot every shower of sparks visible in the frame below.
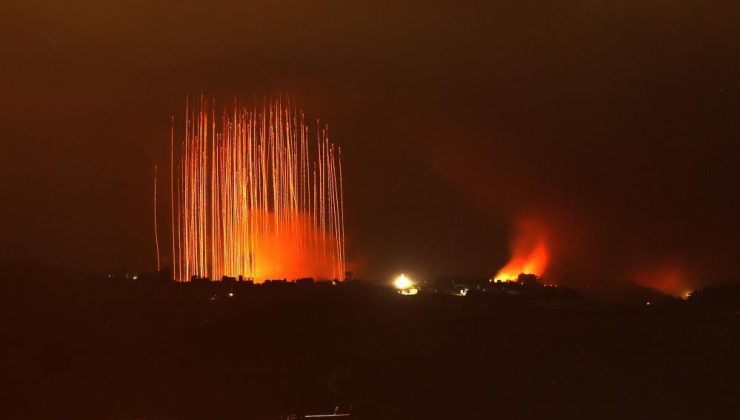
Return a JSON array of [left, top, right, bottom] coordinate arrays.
[[170, 96, 345, 282]]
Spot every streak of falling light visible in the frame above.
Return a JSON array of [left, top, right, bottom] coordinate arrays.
[[153, 164, 161, 272], [169, 96, 346, 282]]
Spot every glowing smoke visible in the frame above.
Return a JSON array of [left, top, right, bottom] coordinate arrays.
[[494, 218, 549, 282], [170, 96, 345, 282], [633, 264, 693, 298]]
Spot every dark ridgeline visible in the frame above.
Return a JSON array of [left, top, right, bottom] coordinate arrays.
[[2, 261, 740, 419]]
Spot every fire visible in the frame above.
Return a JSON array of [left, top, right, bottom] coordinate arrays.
[[170, 96, 345, 282], [494, 219, 549, 282], [393, 274, 413, 290]]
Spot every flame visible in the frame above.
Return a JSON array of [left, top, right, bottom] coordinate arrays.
[[170, 96, 345, 282], [494, 219, 549, 282]]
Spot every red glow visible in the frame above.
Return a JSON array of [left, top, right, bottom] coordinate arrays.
[[170, 96, 345, 282], [494, 218, 549, 282], [633, 265, 691, 297]]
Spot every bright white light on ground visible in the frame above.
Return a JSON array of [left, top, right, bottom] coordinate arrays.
[[393, 274, 413, 290], [393, 274, 419, 295]]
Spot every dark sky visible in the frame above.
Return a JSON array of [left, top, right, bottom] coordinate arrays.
[[2, 1, 739, 291]]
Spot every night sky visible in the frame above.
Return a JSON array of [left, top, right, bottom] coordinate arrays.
[[3, 1, 739, 291]]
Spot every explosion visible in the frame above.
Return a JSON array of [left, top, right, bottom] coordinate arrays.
[[494, 218, 549, 282], [170, 96, 345, 282]]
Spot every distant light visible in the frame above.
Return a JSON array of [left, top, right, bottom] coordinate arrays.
[[393, 274, 419, 295], [228, 292, 234, 297], [646, 301, 652, 306], [393, 274, 413, 290], [132, 275, 138, 280]]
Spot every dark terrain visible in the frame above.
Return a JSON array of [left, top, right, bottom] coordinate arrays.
[[3, 264, 740, 419]]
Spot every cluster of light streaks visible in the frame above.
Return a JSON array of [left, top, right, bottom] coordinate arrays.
[[170, 96, 345, 282]]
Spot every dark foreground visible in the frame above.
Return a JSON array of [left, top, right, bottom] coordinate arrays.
[[3, 269, 740, 419]]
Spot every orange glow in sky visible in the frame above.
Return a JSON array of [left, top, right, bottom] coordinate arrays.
[[633, 265, 692, 298]]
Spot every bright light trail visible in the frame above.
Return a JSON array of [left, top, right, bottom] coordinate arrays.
[[169, 96, 345, 282]]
